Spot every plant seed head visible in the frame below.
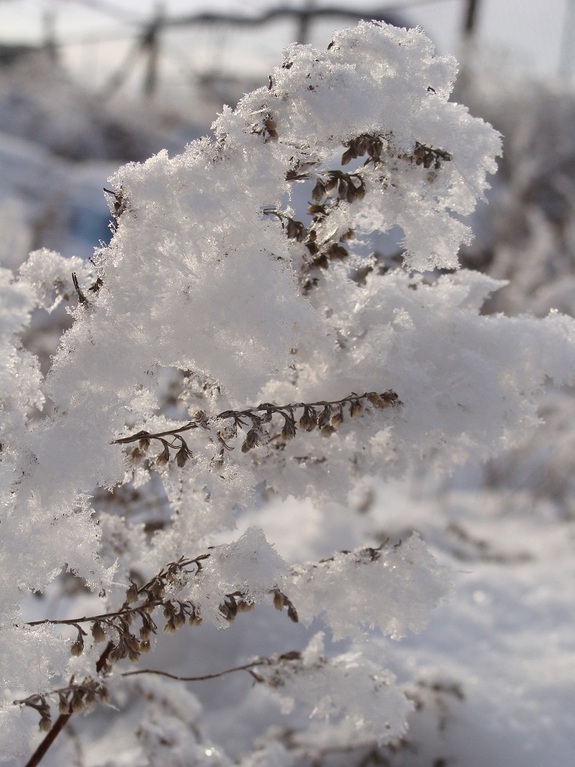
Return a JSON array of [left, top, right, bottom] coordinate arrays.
[[156, 444, 171, 467], [70, 695, 85, 714], [39, 716, 52, 732], [126, 583, 139, 603], [92, 622, 106, 642]]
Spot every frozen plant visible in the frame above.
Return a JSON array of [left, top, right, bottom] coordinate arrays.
[[2, 20, 575, 767]]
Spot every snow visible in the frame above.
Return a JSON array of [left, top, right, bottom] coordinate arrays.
[[1, 18, 575, 767]]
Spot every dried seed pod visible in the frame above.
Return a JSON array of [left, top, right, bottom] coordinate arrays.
[[352, 180, 366, 201], [327, 243, 348, 260], [163, 603, 176, 621], [147, 577, 165, 600], [218, 422, 237, 442], [84, 687, 96, 706], [155, 443, 171, 467], [305, 239, 319, 256], [70, 693, 86, 714], [279, 650, 302, 661], [311, 180, 326, 201], [188, 610, 202, 626], [286, 218, 306, 242], [299, 407, 317, 432], [174, 607, 186, 628], [219, 602, 234, 622], [109, 642, 127, 662], [70, 636, 84, 657], [227, 595, 239, 616], [346, 182, 358, 203], [341, 146, 356, 165], [92, 621, 106, 642], [317, 405, 332, 429], [287, 604, 299, 623], [366, 391, 393, 409], [357, 134, 369, 155], [349, 399, 364, 417], [414, 143, 426, 165], [242, 428, 260, 453], [39, 715, 52, 732], [382, 389, 399, 404], [120, 612, 132, 627], [273, 590, 286, 610], [263, 114, 278, 141], [126, 582, 139, 603], [371, 136, 383, 158], [281, 417, 297, 441], [175, 444, 191, 468], [129, 447, 144, 465], [321, 424, 336, 437], [165, 564, 179, 582], [58, 693, 70, 715], [163, 618, 177, 634], [140, 638, 151, 653], [127, 645, 141, 663], [125, 633, 141, 654], [330, 407, 344, 428], [366, 392, 386, 408], [140, 611, 157, 638], [138, 437, 150, 451], [324, 173, 338, 192]]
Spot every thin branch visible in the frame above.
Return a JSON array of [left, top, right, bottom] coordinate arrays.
[[24, 713, 72, 767], [113, 389, 401, 467], [26, 604, 158, 628], [122, 658, 266, 682]]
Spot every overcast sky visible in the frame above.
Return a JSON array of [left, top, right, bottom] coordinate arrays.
[[0, 0, 572, 84]]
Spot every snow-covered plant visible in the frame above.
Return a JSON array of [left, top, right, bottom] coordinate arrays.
[[2, 20, 575, 766]]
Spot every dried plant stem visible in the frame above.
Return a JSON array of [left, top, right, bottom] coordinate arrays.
[[114, 389, 400, 466], [122, 658, 266, 682], [20, 653, 297, 767], [24, 713, 72, 767]]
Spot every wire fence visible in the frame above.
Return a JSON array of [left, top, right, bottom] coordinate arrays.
[[0, 1, 481, 99]]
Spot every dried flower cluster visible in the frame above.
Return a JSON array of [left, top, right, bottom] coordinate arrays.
[[21, 553, 299, 733], [19, 540, 413, 732], [103, 185, 128, 233], [15, 679, 108, 733], [29, 555, 298, 669], [265, 128, 453, 286], [114, 389, 401, 470]]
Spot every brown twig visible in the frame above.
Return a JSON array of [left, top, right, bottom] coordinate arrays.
[[122, 658, 267, 682], [113, 389, 401, 468], [24, 713, 72, 767]]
